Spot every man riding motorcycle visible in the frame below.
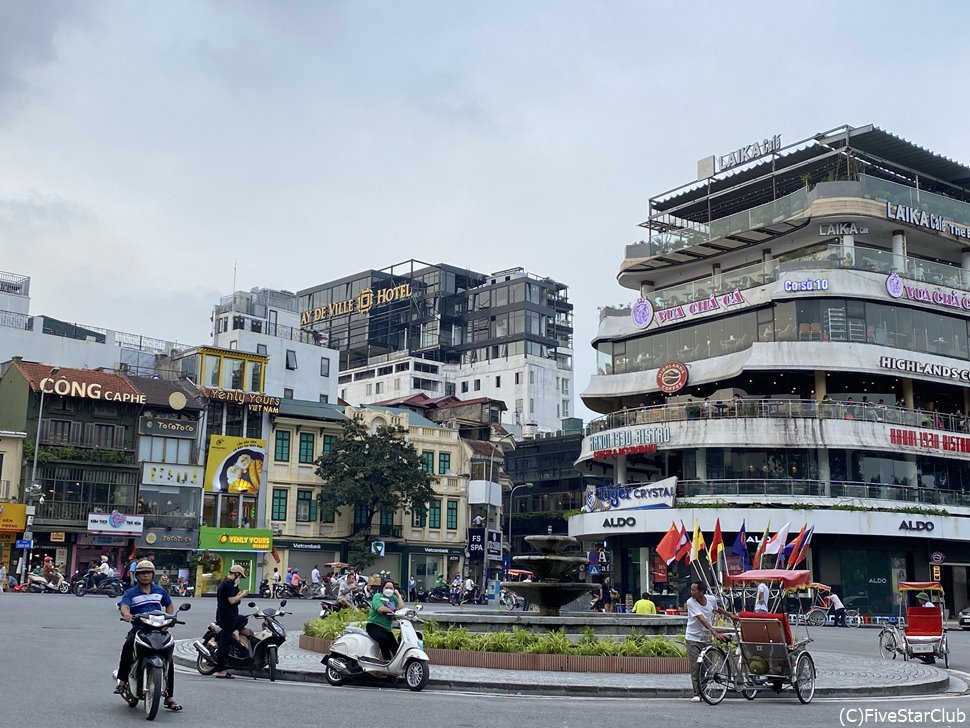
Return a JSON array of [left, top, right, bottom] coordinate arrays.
[[114, 560, 181, 711], [337, 570, 360, 610], [214, 565, 251, 679]]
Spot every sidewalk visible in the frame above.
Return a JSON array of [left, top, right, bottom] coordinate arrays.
[[173, 636, 953, 698]]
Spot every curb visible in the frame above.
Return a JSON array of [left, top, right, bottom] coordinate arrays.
[[172, 646, 951, 699]]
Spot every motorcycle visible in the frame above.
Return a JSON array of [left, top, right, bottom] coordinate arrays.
[[193, 600, 288, 681], [258, 579, 272, 599], [27, 570, 71, 594], [322, 604, 430, 691], [73, 570, 124, 597], [416, 586, 452, 603], [116, 603, 191, 721], [276, 581, 306, 600]]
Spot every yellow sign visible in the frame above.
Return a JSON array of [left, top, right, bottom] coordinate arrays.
[[0, 503, 27, 532], [932, 565, 941, 581], [199, 527, 273, 551], [300, 283, 412, 326], [204, 435, 266, 494], [51, 532, 66, 543]]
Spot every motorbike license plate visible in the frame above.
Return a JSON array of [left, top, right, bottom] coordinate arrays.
[[910, 644, 934, 654]]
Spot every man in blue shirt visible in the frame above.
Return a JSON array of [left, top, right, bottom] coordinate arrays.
[[114, 560, 180, 711]]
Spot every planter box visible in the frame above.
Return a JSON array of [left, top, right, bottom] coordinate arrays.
[[299, 635, 688, 674]]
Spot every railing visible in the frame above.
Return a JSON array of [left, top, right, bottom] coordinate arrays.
[[0, 270, 30, 295], [587, 398, 969, 436], [678, 479, 970, 509], [861, 175, 970, 231], [141, 514, 200, 530], [0, 309, 30, 331], [35, 500, 121, 523]]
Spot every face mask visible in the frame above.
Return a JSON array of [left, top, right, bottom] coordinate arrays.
[[383, 588, 395, 598]]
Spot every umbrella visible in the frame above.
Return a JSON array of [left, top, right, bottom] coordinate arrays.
[[324, 561, 349, 569]]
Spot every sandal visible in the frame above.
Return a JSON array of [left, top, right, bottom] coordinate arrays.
[[164, 701, 183, 712]]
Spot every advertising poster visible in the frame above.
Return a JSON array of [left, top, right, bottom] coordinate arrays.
[[204, 435, 266, 494]]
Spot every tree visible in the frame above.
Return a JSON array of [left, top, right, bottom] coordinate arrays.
[[314, 417, 437, 569]]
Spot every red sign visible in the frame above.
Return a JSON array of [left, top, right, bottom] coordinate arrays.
[[890, 427, 970, 453], [656, 361, 689, 393], [593, 444, 658, 460]]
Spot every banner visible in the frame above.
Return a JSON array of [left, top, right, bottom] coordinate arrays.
[[467, 527, 485, 564], [199, 527, 273, 551], [204, 435, 266, 493], [87, 512, 144, 535], [142, 462, 204, 487], [0, 503, 27, 532]]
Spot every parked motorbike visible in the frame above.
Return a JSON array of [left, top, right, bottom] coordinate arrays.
[[193, 600, 288, 681], [258, 579, 272, 599], [115, 603, 191, 721], [165, 582, 194, 598], [500, 587, 525, 611], [27, 570, 71, 594], [416, 586, 452, 603], [73, 569, 124, 597], [322, 604, 430, 691]]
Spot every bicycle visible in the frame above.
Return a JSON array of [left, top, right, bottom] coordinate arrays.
[[845, 609, 862, 628]]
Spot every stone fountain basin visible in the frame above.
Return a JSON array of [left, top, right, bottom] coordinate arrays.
[[511, 556, 588, 582], [523, 534, 578, 555], [500, 581, 595, 609]]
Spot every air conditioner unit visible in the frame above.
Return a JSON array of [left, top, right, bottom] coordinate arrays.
[[271, 524, 283, 536]]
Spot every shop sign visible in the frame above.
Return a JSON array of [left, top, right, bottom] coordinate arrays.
[[630, 298, 654, 329], [274, 540, 329, 551], [204, 435, 266, 494], [137, 528, 197, 550], [77, 534, 128, 546], [0, 503, 27, 531], [930, 551, 945, 565], [818, 222, 869, 236], [889, 427, 970, 455], [885, 202, 970, 237], [603, 516, 637, 528], [0, 532, 16, 543], [138, 416, 199, 439], [783, 278, 830, 292], [467, 527, 485, 564], [717, 134, 782, 172], [40, 376, 145, 404], [652, 289, 746, 328], [485, 530, 502, 561], [199, 388, 280, 414], [885, 271, 970, 312], [142, 462, 204, 487], [587, 427, 672, 459], [898, 520, 935, 532], [87, 511, 144, 535], [656, 362, 689, 394], [300, 283, 412, 326], [419, 546, 463, 555], [50, 532, 65, 543], [879, 356, 970, 383], [583, 477, 677, 512], [199, 527, 273, 551]]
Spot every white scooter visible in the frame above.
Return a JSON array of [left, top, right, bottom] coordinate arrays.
[[321, 604, 430, 691], [28, 570, 71, 594]]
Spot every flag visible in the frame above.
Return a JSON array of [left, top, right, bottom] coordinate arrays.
[[731, 520, 750, 572], [790, 525, 814, 567], [689, 521, 707, 564], [710, 519, 724, 561], [763, 521, 791, 555], [752, 520, 770, 569], [782, 524, 807, 569], [655, 522, 679, 565], [673, 521, 691, 563]]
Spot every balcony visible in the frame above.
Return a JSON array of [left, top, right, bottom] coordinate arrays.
[[141, 514, 200, 531], [35, 500, 119, 524]]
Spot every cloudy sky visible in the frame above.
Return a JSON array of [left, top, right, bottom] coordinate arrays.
[[2, 2, 969, 418]]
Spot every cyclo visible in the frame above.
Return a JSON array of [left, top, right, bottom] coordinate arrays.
[[696, 569, 817, 705], [877, 581, 949, 667]]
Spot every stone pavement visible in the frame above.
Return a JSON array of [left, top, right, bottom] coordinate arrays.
[[173, 636, 952, 698]]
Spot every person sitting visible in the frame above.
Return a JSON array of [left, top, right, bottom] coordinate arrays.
[[754, 582, 770, 613], [367, 579, 404, 661], [632, 592, 657, 615], [337, 570, 359, 609]]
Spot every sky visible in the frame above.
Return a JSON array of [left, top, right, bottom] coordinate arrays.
[[2, 1, 970, 420]]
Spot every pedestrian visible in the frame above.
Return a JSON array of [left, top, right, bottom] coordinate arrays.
[[311, 565, 321, 588], [408, 575, 416, 602], [271, 567, 282, 598], [632, 592, 657, 615], [827, 591, 846, 627], [214, 565, 250, 679], [599, 575, 614, 613], [685, 581, 736, 702]]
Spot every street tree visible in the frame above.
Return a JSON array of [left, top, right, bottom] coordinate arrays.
[[314, 417, 437, 569]]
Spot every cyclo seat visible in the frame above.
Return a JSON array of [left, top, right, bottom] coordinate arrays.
[[738, 611, 794, 647], [905, 607, 942, 642]]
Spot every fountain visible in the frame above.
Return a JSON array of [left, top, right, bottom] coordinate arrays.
[[501, 532, 595, 616]]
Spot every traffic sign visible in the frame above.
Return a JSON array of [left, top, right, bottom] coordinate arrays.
[[15, 539, 33, 549], [23, 531, 33, 541]]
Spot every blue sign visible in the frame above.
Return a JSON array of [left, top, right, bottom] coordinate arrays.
[[589, 564, 600, 576], [15, 539, 33, 549]]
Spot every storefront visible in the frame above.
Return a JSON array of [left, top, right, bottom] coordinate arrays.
[[136, 527, 198, 586], [74, 533, 130, 578], [196, 526, 272, 595], [272, 539, 341, 579], [406, 545, 464, 591]]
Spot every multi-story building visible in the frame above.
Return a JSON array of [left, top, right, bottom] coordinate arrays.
[[571, 124, 970, 614], [209, 286, 339, 403], [297, 260, 574, 434]]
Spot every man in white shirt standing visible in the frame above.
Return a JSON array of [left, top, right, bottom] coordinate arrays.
[[827, 591, 846, 627], [685, 582, 736, 702], [310, 565, 321, 591]]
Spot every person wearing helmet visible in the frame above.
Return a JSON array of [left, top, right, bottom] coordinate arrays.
[[214, 564, 250, 679], [290, 568, 302, 588], [114, 561, 181, 710]]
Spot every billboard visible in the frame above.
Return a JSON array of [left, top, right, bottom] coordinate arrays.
[[204, 435, 266, 494], [87, 511, 144, 535], [0, 503, 27, 532]]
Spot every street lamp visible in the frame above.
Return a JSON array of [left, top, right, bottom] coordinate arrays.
[[507, 482, 534, 569], [23, 366, 58, 581]]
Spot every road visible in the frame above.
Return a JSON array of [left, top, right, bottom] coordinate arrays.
[[2, 592, 968, 728]]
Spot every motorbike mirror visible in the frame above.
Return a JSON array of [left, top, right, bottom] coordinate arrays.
[[248, 601, 257, 608], [178, 603, 191, 612], [280, 599, 287, 607], [414, 604, 423, 612]]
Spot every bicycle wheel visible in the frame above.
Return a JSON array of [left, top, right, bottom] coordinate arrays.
[[807, 609, 826, 628], [878, 629, 898, 660], [698, 646, 730, 705], [793, 652, 816, 704], [846, 611, 862, 628]]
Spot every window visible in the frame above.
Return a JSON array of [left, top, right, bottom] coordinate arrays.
[[246, 410, 262, 439], [366, 383, 373, 396], [375, 382, 382, 394], [438, 452, 451, 475], [562, 400, 569, 417], [461, 381, 468, 394], [299, 432, 315, 464], [446, 499, 458, 530], [495, 376, 501, 388], [529, 398, 534, 414], [320, 394, 329, 403], [320, 501, 335, 523], [421, 451, 434, 473], [285, 349, 298, 370], [284, 388, 294, 399], [529, 368, 535, 384], [249, 361, 263, 391], [320, 357, 331, 377], [562, 380, 569, 394], [256, 343, 268, 356], [222, 358, 244, 390], [271, 488, 288, 521], [474, 379, 481, 391], [353, 504, 369, 530], [515, 398, 523, 413], [428, 498, 441, 529], [412, 506, 426, 528], [515, 372, 521, 385], [296, 489, 317, 521], [274, 430, 290, 461], [322, 434, 336, 454]]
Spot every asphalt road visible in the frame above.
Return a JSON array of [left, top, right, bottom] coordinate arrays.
[[2, 592, 968, 728]]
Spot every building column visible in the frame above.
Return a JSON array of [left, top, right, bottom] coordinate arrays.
[[616, 455, 628, 485], [817, 451, 831, 497], [902, 378, 915, 409], [696, 448, 707, 481], [842, 234, 855, 264], [892, 230, 906, 273], [962, 249, 970, 287], [814, 370, 827, 400], [903, 455, 919, 488], [639, 280, 655, 298]]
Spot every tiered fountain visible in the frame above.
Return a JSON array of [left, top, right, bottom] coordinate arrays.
[[501, 532, 594, 616]]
